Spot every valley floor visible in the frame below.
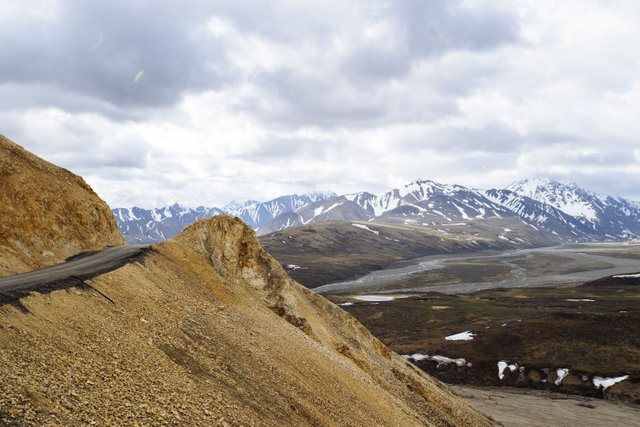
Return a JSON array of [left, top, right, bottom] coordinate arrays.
[[325, 242, 640, 406], [317, 242, 640, 295], [452, 385, 640, 427]]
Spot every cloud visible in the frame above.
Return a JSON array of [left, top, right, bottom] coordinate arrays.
[[0, 0, 231, 115], [2, 0, 640, 206]]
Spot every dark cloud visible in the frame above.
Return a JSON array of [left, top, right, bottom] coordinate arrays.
[[235, 70, 388, 127], [341, 0, 520, 82], [0, 0, 521, 126], [0, 0, 230, 115]]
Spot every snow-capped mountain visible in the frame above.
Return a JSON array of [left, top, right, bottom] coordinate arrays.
[[256, 197, 371, 235], [344, 180, 510, 219], [113, 178, 640, 243], [114, 192, 335, 243], [222, 192, 335, 228], [507, 177, 600, 221], [258, 178, 640, 241], [258, 180, 514, 235], [113, 204, 223, 243], [372, 180, 514, 222], [507, 177, 640, 239], [484, 189, 594, 240]]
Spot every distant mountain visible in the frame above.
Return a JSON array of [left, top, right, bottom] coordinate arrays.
[[258, 180, 514, 235], [506, 177, 640, 240], [259, 178, 640, 242], [113, 192, 335, 243], [484, 189, 594, 240], [114, 177, 640, 243]]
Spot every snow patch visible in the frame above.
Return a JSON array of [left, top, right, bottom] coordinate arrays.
[[445, 331, 476, 341], [406, 354, 470, 367], [613, 273, 640, 278], [351, 223, 380, 235], [593, 375, 629, 390], [498, 361, 508, 380], [555, 368, 569, 385], [565, 299, 595, 302], [352, 295, 395, 302]]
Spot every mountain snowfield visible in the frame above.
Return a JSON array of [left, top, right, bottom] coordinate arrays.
[[113, 178, 640, 243]]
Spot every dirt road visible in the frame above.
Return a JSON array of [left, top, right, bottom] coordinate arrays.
[[0, 245, 149, 301]]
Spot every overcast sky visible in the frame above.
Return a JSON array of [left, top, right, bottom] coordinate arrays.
[[2, 0, 640, 208]]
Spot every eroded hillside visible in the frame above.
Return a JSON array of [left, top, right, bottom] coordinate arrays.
[[0, 216, 495, 426], [0, 135, 124, 276]]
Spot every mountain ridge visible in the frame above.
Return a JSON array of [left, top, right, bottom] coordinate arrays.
[[114, 177, 640, 243], [0, 135, 124, 277], [114, 191, 336, 243]]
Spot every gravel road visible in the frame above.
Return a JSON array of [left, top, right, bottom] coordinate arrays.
[[0, 245, 149, 297]]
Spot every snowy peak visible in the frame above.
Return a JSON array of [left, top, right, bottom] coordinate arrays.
[[505, 177, 640, 240], [507, 177, 599, 221], [399, 179, 446, 198], [259, 179, 513, 234], [485, 189, 594, 240]]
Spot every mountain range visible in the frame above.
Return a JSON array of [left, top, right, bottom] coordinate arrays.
[[113, 192, 335, 243], [113, 177, 640, 243]]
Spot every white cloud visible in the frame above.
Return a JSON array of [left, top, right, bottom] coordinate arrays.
[[1, 0, 640, 207]]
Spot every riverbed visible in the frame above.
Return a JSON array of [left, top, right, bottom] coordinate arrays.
[[314, 243, 640, 295]]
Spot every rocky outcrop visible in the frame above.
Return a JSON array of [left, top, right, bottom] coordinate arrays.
[[0, 215, 496, 425], [0, 135, 124, 276]]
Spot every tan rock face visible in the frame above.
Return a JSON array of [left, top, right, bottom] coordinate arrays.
[[0, 215, 496, 426], [0, 134, 124, 276]]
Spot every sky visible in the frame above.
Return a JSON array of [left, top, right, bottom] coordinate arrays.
[[2, 0, 640, 208]]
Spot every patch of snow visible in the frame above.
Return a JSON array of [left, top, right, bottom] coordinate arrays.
[[406, 354, 469, 367], [498, 361, 508, 380], [312, 206, 325, 217], [286, 264, 302, 270], [593, 375, 629, 390], [565, 299, 595, 302], [352, 223, 380, 235], [452, 203, 470, 219], [613, 273, 640, 278], [555, 368, 569, 385], [325, 202, 343, 213], [338, 302, 354, 307], [352, 295, 395, 302], [432, 210, 452, 221], [445, 331, 476, 341]]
